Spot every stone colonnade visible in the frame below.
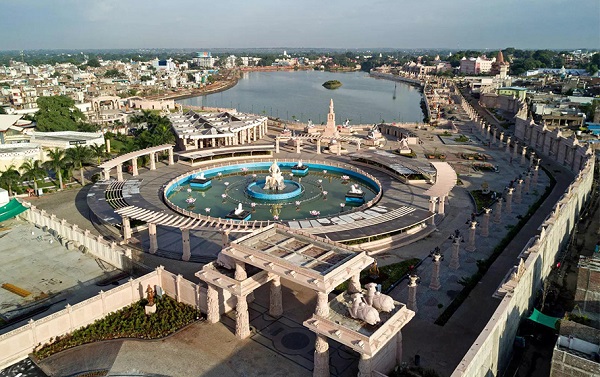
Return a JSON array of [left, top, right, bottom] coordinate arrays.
[[103, 146, 175, 181]]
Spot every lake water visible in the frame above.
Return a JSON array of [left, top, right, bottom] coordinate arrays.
[[177, 71, 424, 125]]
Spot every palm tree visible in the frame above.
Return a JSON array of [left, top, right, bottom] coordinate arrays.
[[20, 159, 46, 193], [44, 148, 67, 190], [65, 145, 92, 185], [90, 143, 108, 165], [0, 165, 21, 196]]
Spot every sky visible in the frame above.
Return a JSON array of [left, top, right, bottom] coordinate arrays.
[[1, 0, 599, 51]]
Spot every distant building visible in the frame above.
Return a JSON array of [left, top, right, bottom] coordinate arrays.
[[152, 58, 176, 71], [497, 87, 527, 100], [491, 51, 510, 79], [460, 56, 496, 75], [193, 52, 215, 68]]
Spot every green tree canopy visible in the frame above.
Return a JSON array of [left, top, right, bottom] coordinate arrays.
[[35, 96, 85, 132]]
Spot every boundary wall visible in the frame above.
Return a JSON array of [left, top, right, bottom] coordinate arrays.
[[451, 97, 595, 377], [0, 266, 233, 370]]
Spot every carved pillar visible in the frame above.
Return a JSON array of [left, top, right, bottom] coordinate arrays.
[[492, 128, 497, 145], [149, 152, 156, 170], [396, 331, 403, 365], [428, 197, 437, 225], [103, 168, 110, 181], [235, 294, 251, 339], [148, 222, 158, 254], [296, 140, 301, 154], [168, 148, 174, 165], [494, 199, 502, 224], [206, 283, 220, 323], [275, 137, 280, 153], [407, 275, 418, 313], [131, 158, 138, 176], [337, 142, 342, 156], [105, 138, 111, 154], [313, 334, 330, 377], [221, 229, 230, 248], [513, 141, 519, 160], [348, 273, 361, 294], [437, 195, 445, 215], [315, 291, 330, 318], [529, 151, 536, 168], [429, 253, 442, 290], [520, 146, 527, 165], [481, 208, 491, 237], [466, 220, 477, 252], [499, 132, 504, 147], [181, 228, 191, 261], [515, 179, 523, 204], [533, 165, 539, 186], [449, 238, 461, 270], [525, 173, 531, 194], [505, 137, 511, 154], [235, 261, 247, 280], [269, 274, 283, 317], [358, 353, 372, 377], [117, 164, 123, 181], [506, 187, 514, 214], [316, 139, 321, 154], [122, 216, 131, 241]]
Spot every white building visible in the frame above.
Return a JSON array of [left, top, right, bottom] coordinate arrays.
[[193, 52, 215, 68], [460, 56, 496, 75]]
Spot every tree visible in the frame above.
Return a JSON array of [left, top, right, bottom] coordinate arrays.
[[0, 165, 21, 196], [0, 106, 6, 114], [44, 148, 68, 189], [20, 159, 46, 193], [86, 57, 101, 68], [35, 95, 85, 132], [90, 143, 108, 165], [66, 145, 92, 185]]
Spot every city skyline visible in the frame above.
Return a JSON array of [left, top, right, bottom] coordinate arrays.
[[1, 0, 599, 51]]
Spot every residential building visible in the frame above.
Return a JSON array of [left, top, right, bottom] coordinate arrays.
[[460, 56, 496, 75], [193, 52, 215, 68]]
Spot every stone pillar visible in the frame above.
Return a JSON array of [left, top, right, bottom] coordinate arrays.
[[316, 139, 321, 154], [396, 331, 403, 366], [168, 148, 174, 165], [506, 187, 514, 214], [206, 283, 221, 323], [275, 138, 280, 153], [437, 195, 445, 215], [150, 152, 156, 170], [525, 173, 531, 194], [181, 228, 191, 261], [105, 138, 111, 154], [499, 132, 504, 147], [117, 164, 123, 181], [313, 334, 330, 377], [315, 291, 329, 317], [492, 128, 497, 145], [221, 229, 230, 248], [481, 208, 491, 237], [103, 168, 110, 181], [235, 261, 247, 280], [466, 221, 477, 252], [515, 179, 523, 203], [253, 127, 257, 142], [235, 294, 251, 339], [428, 197, 437, 225], [131, 158, 138, 176], [358, 353, 372, 377], [520, 147, 527, 165], [122, 216, 131, 241], [336, 142, 342, 156], [296, 140, 301, 154], [505, 137, 511, 154], [429, 253, 442, 290], [513, 141, 519, 160], [449, 238, 461, 270], [529, 151, 536, 168], [269, 274, 283, 317], [407, 275, 418, 313], [148, 222, 158, 253], [348, 273, 361, 293], [533, 165, 539, 186], [494, 199, 502, 224]]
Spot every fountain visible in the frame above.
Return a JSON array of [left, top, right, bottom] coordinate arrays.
[[190, 171, 211, 189], [291, 159, 309, 176], [246, 161, 303, 201], [264, 161, 286, 190], [226, 203, 251, 221], [345, 184, 366, 204]]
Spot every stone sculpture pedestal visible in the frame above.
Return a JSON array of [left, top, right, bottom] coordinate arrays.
[[145, 304, 156, 315]]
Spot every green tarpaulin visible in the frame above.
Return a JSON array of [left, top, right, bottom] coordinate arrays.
[[0, 199, 28, 223], [527, 308, 560, 329]]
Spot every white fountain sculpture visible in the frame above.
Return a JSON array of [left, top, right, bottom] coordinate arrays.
[[350, 184, 363, 194], [364, 283, 395, 312], [297, 160, 303, 167], [263, 161, 286, 191], [197, 171, 205, 179], [348, 293, 380, 325], [234, 203, 244, 215]]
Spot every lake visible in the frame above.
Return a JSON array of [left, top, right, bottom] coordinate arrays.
[[177, 70, 424, 125]]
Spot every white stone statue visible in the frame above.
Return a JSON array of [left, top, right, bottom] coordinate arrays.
[[343, 119, 350, 128], [350, 184, 363, 194], [234, 203, 243, 215], [364, 283, 395, 312], [399, 136, 409, 150], [263, 161, 286, 191], [198, 171, 205, 179], [307, 120, 314, 128], [348, 293, 380, 325], [297, 160, 303, 167]]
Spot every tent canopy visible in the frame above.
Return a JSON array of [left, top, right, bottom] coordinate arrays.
[[527, 308, 560, 329], [0, 199, 28, 223]]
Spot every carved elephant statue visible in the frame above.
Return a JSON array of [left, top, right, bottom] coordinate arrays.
[[364, 282, 395, 312], [348, 293, 380, 325]]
